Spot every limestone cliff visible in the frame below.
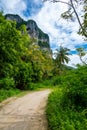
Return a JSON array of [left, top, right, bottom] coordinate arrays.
[[5, 14, 50, 51]]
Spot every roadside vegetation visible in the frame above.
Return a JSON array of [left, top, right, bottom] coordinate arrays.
[[46, 65, 87, 130], [0, 12, 53, 102]]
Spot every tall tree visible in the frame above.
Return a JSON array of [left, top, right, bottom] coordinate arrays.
[[55, 46, 70, 68], [76, 47, 87, 65]]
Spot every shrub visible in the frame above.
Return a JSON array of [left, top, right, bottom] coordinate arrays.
[[51, 76, 63, 86], [0, 89, 20, 102], [0, 77, 15, 90], [63, 66, 87, 110], [15, 62, 33, 90], [46, 66, 87, 130], [46, 88, 87, 130]]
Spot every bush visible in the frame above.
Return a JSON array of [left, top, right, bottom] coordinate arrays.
[[51, 76, 63, 86], [15, 62, 33, 90], [0, 89, 20, 102], [62, 66, 87, 110], [46, 88, 87, 130], [46, 66, 87, 130], [0, 77, 15, 90]]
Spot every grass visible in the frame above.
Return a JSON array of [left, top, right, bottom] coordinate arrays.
[[46, 88, 87, 130], [0, 89, 20, 102]]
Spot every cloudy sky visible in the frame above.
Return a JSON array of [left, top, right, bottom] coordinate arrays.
[[0, 0, 87, 66]]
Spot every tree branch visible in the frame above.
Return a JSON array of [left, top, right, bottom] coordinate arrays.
[[80, 56, 87, 65], [44, 0, 72, 6], [44, 0, 87, 37], [70, 0, 84, 33]]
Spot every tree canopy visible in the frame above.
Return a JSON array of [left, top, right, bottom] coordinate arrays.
[[0, 12, 53, 90], [54, 46, 70, 68]]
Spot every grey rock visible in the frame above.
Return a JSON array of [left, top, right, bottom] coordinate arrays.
[[5, 14, 51, 52]]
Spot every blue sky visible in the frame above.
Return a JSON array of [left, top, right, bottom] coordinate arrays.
[[0, 0, 87, 66], [22, 0, 43, 17]]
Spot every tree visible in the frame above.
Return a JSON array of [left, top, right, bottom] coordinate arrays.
[[54, 46, 70, 69], [80, 0, 87, 37], [44, 0, 87, 37], [0, 12, 54, 90], [76, 47, 87, 65], [0, 13, 33, 90], [27, 44, 53, 80]]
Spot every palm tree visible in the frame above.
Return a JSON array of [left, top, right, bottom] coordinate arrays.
[[55, 46, 70, 69]]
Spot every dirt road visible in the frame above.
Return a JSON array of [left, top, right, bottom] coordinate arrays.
[[0, 89, 51, 130]]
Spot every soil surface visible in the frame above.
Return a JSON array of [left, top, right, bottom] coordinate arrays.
[[0, 89, 51, 130]]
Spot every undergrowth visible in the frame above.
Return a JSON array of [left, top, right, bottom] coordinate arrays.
[[0, 89, 20, 102], [46, 88, 87, 130], [46, 66, 87, 130]]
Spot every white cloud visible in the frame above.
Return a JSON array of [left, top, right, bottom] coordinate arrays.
[[32, 2, 68, 46], [34, 0, 42, 4], [31, 0, 86, 52], [0, 0, 27, 17], [67, 54, 87, 67], [67, 55, 81, 67]]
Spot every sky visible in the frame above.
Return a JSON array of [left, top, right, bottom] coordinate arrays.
[[0, 0, 87, 67]]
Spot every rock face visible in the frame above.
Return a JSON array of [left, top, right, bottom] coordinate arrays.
[[5, 14, 24, 24], [5, 14, 50, 51]]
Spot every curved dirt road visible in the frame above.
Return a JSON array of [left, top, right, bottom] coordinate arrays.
[[0, 89, 51, 130]]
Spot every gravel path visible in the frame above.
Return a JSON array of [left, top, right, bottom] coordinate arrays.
[[0, 89, 51, 130]]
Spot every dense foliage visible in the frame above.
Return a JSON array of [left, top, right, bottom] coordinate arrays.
[[0, 12, 53, 97], [46, 65, 87, 130]]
